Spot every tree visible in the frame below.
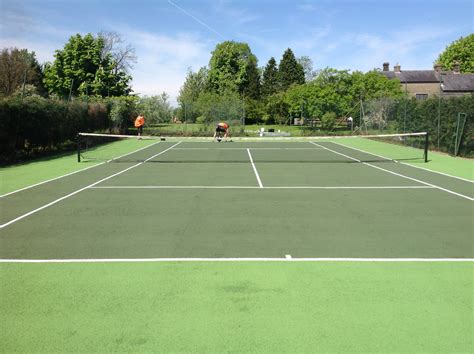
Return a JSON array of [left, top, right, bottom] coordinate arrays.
[[435, 34, 474, 73], [98, 31, 137, 74], [261, 57, 280, 97], [195, 90, 244, 124], [278, 48, 305, 91], [297, 56, 317, 82], [138, 93, 173, 124], [207, 41, 260, 97], [177, 67, 208, 122], [0, 48, 45, 97], [43, 33, 132, 98]]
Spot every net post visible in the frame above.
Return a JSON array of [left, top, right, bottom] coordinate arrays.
[[424, 132, 429, 162], [77, 133, 81, 163]]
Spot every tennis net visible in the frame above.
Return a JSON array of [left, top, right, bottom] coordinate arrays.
[[77, 132, 429, 164]]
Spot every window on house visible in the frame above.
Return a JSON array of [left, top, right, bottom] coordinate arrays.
[[415, 93, 428, 100]]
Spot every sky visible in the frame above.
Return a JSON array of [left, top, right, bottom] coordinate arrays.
[[1, 0, 473, 104]]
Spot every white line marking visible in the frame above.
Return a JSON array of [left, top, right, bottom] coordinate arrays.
[[0, 142, 182, 229], [0, 258, 472, 263], [331, 141, 473, 183], [310, 142, 473, 201], [0, 141, 162, 198], [172, 147, 323, 150], [285, 255, 292, 260], [247, 148, 263, 188], [90, 185, 434, 190]]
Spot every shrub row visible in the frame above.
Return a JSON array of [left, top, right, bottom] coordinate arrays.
[[0, 96, 111, 164]]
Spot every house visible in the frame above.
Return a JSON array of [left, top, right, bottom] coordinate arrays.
[[380, 62, 474, 99]]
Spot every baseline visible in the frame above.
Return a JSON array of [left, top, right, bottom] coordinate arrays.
[[1, 257, 473, 263]]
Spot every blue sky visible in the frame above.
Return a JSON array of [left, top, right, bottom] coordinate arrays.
[[1, 0, 473, 103]]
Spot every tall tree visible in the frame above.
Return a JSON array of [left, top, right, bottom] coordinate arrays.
[[278, 48, 305, 91], [297, 56, 317, 82], [207, 41, 259, 97], [0, 48, 45, 97], [177, 67, 208, 122], [261, 57, 279, 97], [43, 33, 132, 98], [435, 34, 474, 73]]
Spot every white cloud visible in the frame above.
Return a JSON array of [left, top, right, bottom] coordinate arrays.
[[122, 28, 213, 104]]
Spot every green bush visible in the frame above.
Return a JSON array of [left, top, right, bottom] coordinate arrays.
[[0, 96, 113, 164]]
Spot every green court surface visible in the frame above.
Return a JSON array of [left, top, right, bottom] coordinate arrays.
[[1, 139, 473, 352]]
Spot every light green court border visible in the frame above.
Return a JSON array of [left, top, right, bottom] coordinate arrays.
[[1, 262, 472, 353]]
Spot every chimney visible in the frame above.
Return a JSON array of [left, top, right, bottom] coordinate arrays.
[[394, 63, 401, 73], [383, 62, 389, 71], [453, 61, 460, 74], [434, 63, 441, 73]]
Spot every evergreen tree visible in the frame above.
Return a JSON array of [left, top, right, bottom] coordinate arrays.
[[242, 56, 261, 99], [278, 48, 305, 91], [261, 57, 279, 97]]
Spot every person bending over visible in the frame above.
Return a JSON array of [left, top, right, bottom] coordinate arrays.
[[213, 122, 231, 142]]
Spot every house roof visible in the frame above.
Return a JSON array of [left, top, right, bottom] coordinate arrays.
[[441, 73, 474, 92], [381, 70, 438, 83], [381, 69, 474, 92]]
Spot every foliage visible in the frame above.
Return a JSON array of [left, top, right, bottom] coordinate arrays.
[[43, 33, 132, 98], [177, 67, 208, 122], [137, 93, 173, 124], [207, 41, 260, 97], [0, 95, 109, 163], [264, 92, 289, 124], [261, 57, 280, 97], [0, 48, 46, 97], [297, 56, 317, 82], [435, 34, 474, 73], [278, 48, 305, 91], [107, 95, 138, 132], [320, 112, 337, 130], [284, 68, 403, 123], [195, 90, 244, 124]]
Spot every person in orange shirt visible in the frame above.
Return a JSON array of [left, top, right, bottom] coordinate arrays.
[[213, 122, 231, 142], [134, 114, 145, 137]]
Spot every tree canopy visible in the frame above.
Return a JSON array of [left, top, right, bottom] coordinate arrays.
[[207, 41, 260, 97], [278, 48, 305, 91], [43, 33, 132, 98], [0, 48, 45, 97], [435, 34, 474, 73]]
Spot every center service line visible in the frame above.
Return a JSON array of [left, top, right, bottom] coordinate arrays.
[[247, 148, 264, 188], [0, 142, 182, 229]]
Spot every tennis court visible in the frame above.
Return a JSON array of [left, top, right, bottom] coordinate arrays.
[[1, 137, 472, 260], [1, 136, 473, 352]]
